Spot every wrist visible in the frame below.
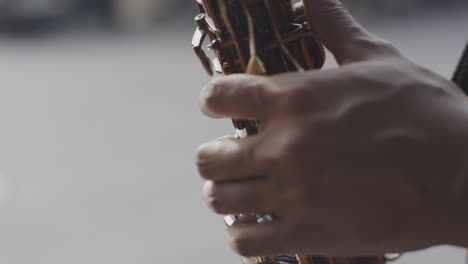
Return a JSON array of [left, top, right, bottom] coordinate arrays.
[[414, 94, 468, 248], [448, 156, 468, 247], [442, 100, 468, 247]]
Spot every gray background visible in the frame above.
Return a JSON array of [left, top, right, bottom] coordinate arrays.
[[0, 5, 467, 264]]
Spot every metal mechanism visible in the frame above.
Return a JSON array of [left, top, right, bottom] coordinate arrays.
[[453, 42, 468, 93], [191, 1, 401, 264], [192, 0, 325, 77]]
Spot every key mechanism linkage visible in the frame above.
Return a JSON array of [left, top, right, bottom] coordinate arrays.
[[191, 1, 401, 264]]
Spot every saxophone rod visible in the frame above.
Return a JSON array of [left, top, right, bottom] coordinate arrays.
[[264, 0, 305, 72], [217, 0, 248, 72], [453, 42, 468, 93]]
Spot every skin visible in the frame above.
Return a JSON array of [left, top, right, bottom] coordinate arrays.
[[196, 0, 468, 257]]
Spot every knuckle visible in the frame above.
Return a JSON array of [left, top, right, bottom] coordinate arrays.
[[238, 76, 273, 110], [355, 37, 402, 60], [281, 85, 311, 112], [241, 141, 256, 164], [272, 73, 323, 114], [255, 148, 280, 166], [277, 136, 303, 163], [340, 65, 371, 85], [318, 0, 347, 18], [250, 76, 271, 103], [342, 61, 392, 87], [376, 39, 401, 56], [256, 136, 301, 166], [273, 147, 293, 164], [345, 59, 407, 89]]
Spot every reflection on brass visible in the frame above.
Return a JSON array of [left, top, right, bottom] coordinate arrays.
[[240, 0, 267, 75], [191, 1, 399, 264]]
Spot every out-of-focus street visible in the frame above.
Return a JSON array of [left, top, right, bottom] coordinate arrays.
[[0, 2, 467, 264]]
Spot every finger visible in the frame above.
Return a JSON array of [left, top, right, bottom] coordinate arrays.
[[200, 74, 275, 119], [196, 135, 265, 182], [227, 221, 291, 257], [202, 179, 271, 215], [268, 67, 349, 110], [303, 0, 395, 64]]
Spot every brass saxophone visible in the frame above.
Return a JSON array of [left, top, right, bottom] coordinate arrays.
[[192, 1, 401, 263]]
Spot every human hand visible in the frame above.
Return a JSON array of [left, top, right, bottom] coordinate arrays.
[[196, 0, 468, 257]]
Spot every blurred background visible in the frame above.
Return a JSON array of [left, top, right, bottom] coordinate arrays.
[[0, 0, 467, 264]]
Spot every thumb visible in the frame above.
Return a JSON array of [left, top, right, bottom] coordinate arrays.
[[303, 0, 391, 64]]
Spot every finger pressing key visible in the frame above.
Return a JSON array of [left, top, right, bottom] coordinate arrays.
[[203, 179, 271, 215], [196, 135, 266, 182], [199, 74, 276, 120]]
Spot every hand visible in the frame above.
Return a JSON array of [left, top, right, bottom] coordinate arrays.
[[196, 0, 468, 257]]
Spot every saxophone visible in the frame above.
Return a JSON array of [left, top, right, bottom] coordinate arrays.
[[192, 1, 401, 263]]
